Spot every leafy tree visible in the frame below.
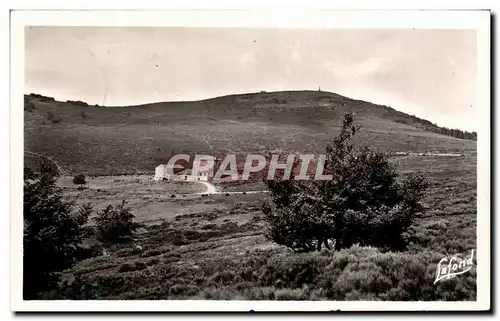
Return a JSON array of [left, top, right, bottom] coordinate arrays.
[[73, 174, 87, 189], [36, 157, 60, 178], [23, 164, 94, 299], [93, 200, 136, 242], [262, 112, 429, 252]]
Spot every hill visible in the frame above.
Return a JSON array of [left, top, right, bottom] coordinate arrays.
[[24, 91, 476, 175]]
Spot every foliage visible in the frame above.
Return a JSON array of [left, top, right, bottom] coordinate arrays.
[[262, 112, 429, 252], [394, 116, 477, 141], [93, 200, 136, 242], [29, 93, 55, 101], [66, 100, 89, 107], [46, 111, 62, 123], [73, 174, 87, 188], [55, 246, 475, 301], [23, 163, 93, 299]]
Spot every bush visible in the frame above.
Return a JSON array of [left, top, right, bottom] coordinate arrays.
[[66, 100, 89, 107], [263, 112, 429, 252], [258, 252, 324, 288], [118, 263, 136, 273], [46, 111, 62, 123], [23, 164, 94, 299], [73, 174, 87, 189], [93, 200, 136, 242], [168, 284, 200, 297], [140, 249, 161, 258]]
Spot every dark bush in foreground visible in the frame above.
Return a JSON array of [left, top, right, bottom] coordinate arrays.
[[93, 200, 136, 242], [263, 112, 429, 252], [23, 163, 94, 299]]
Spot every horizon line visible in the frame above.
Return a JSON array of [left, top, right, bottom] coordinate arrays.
[[24, 89, 477, 133]]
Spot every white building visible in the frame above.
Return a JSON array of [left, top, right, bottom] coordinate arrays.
[[154, 164, 214, 182], [154, 164, 183, 181]]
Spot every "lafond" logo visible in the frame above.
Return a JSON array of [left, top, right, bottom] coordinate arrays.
[[434, 249, 475, 284]]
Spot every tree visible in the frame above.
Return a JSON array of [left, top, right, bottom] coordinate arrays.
[[23, 164, 94, 299], [73, 174, 87, 189], [37, 157, 60, 178], [93, 200, 136, 242], [262, 112, 429, 252]]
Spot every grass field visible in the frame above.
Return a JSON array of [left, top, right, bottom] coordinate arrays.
[[44, 153, 476, 301]]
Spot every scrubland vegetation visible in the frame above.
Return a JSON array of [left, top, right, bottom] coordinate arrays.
[[23, 93, 477, 301], [24, 153, 477, 301]]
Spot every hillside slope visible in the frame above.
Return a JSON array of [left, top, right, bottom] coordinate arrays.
[[24, 91, 476, 175]]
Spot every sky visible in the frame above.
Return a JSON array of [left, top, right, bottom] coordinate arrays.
[[25, 27, 477, 131]]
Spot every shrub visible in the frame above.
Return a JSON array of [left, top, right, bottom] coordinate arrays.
[[46, 111, 62, 123], [263, 112, 429, 252], [73, 174, 87, 189], [31, 157, 60, 178], [140, 249, 161, 258], [23, 164, 94, 299], [66, 100, 88, 107], [168, 284, 200, 297], [118, 263, 136, 273], [258, 252, 325, 288], [93, 200, 136, 242]]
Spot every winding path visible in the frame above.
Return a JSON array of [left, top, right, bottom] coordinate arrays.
[[198, 181, 218, 194], [196, 181, 268, 195]]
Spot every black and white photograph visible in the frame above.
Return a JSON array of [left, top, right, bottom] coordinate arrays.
[[10, 9, 491, 312]]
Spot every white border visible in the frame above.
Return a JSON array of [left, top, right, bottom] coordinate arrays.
[[10, 9, 491, 312]]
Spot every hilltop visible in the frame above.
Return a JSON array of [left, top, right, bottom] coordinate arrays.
[[24, 91, 476, 175]]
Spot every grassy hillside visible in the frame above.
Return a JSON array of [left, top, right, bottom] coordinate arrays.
[[24, 91, 476, 175]]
